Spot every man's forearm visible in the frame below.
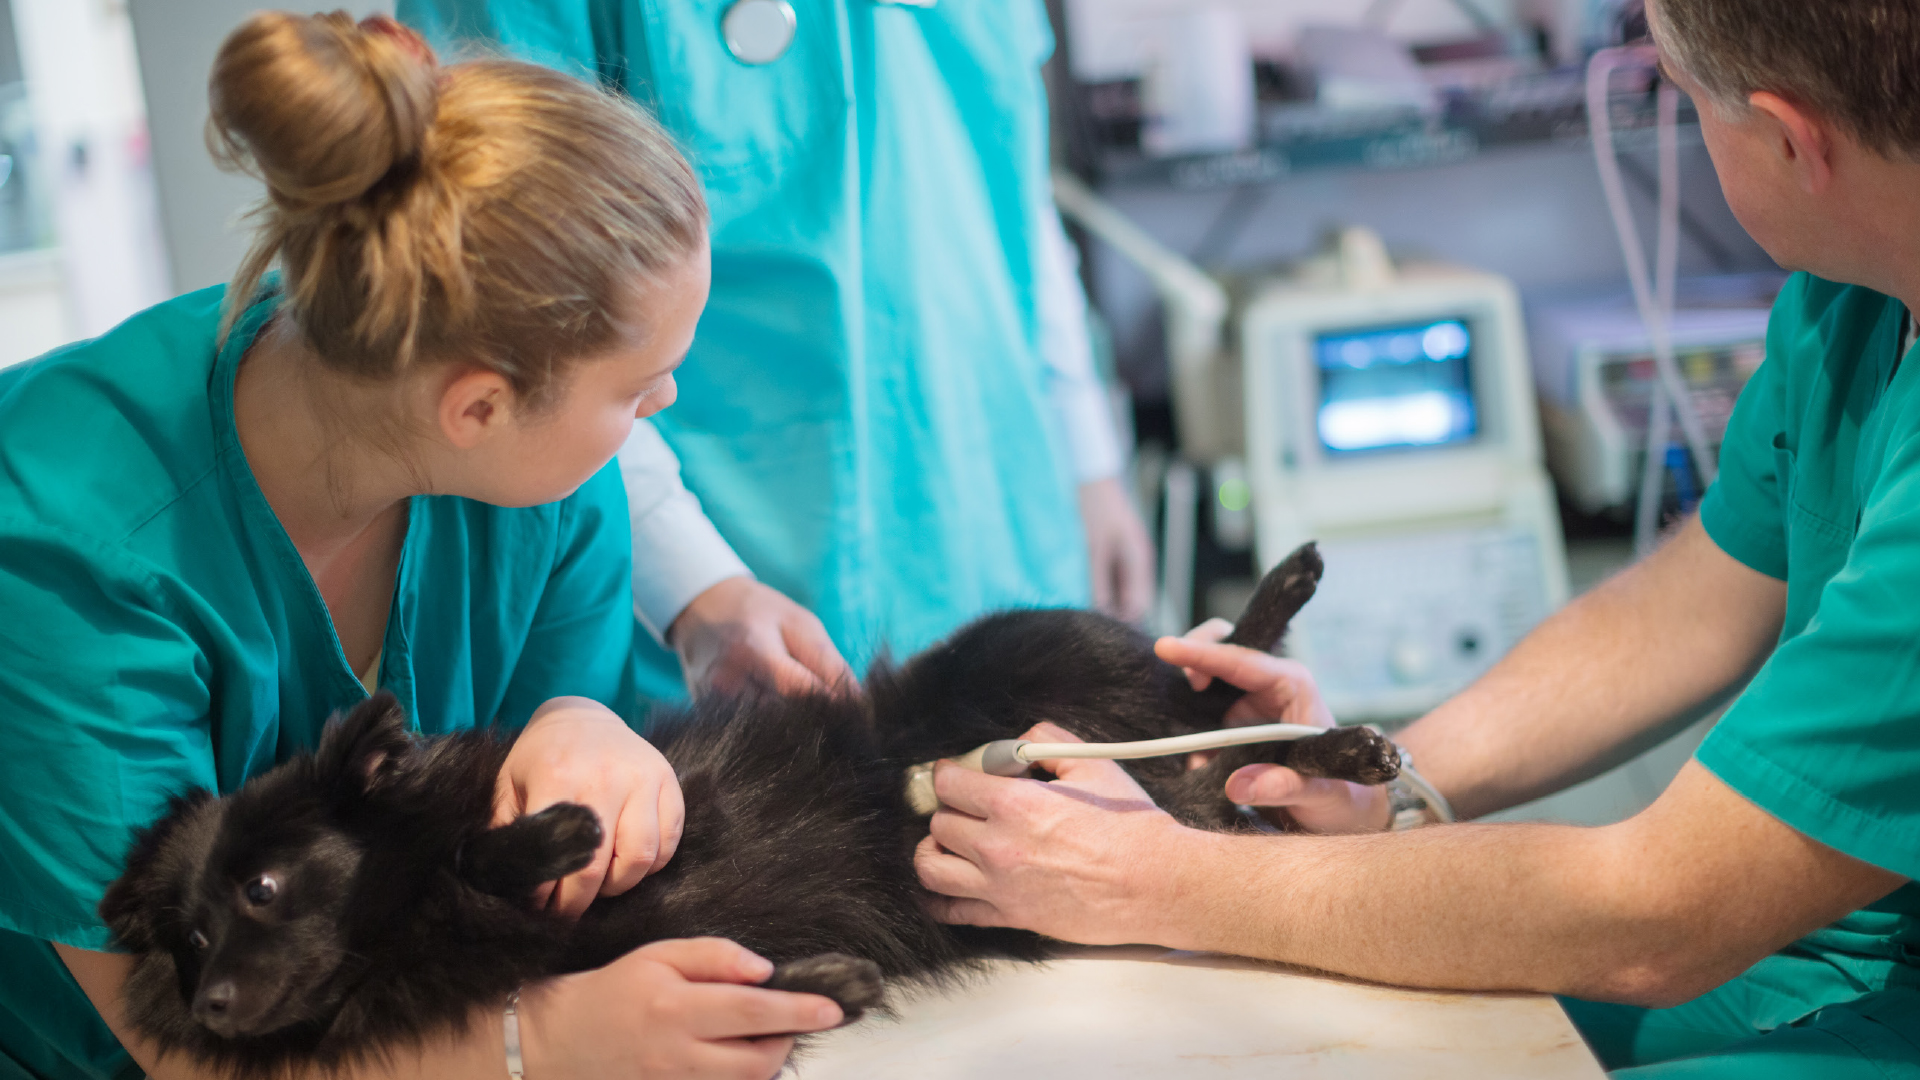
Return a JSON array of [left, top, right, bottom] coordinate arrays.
[[1154, 820, 1658, 1001], [1397, 518, 1785, 819], [1137, 760, 1901, 1008]]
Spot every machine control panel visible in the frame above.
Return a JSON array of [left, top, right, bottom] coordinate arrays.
[[1293, 526, 1550, 718]]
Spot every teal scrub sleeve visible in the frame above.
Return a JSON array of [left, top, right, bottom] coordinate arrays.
[[0, 526, 214, 950], [492, 462, 642, 729], [1698, 276, 1802, 581], [1695, 427, 1920, 880]]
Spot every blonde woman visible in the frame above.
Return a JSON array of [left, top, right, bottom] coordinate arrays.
[[0, 14, 838, 1079]]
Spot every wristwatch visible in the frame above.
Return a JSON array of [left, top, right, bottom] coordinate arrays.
[[1373, 731, 1456, 831]]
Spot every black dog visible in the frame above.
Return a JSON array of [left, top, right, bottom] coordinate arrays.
[[101, 543, 1397, 1076]]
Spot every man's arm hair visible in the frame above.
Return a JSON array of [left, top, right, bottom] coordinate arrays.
[[1399, 515, 1787, 820], [1158, 761, 1906, 1006]]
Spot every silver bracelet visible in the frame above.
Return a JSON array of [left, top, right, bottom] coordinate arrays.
[[1375, 735, 1456, 830], [504, 989, 526, 1079]]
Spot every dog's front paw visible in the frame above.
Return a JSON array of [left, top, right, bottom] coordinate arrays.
[[763, 953, 886, 1024], [522, 803, 603, 879], [458, 803, 604, 898]]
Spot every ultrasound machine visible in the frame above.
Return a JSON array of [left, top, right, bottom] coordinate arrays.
[[1239, 229, 1569, 721], [1054, 176, 1568, 721]]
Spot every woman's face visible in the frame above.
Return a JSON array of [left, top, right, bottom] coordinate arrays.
[[467, 248, 711, 507]]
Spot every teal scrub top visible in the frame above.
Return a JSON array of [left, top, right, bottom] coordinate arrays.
[[1696, 272, 1920, 1008], [398, 0, 1092, 698], [0, 287, 638, 1079]]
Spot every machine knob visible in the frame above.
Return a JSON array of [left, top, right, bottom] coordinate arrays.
[[1388, 636, 1434, 685]]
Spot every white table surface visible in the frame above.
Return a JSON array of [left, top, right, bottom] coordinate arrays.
[[790, 946, 1606, 1079]]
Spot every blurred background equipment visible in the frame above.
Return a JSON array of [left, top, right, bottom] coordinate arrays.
[[1, 0, 169, 369], [1530, 274, 1778, 520], [1060, 176, 1569, 720], [1239, 228, 1568, 721], [1051, 0, 1771, 821], [1140, 8, 1257, 157]]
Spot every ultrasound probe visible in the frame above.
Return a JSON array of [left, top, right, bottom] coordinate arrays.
[[903, 724, 1448, 819]]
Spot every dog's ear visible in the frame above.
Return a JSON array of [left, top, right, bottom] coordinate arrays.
[[316, 691, 415, 798], [100, 790, 216, 952]]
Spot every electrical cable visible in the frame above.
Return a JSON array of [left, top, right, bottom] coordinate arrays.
[[1632, 76, 1684, 549], [1010, 723, 1328, 765], [1588, 46, 1718, 552], [905, 726, 1456, 824]]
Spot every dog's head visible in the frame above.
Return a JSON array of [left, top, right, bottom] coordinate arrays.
[[100, 693, 417, 1040]]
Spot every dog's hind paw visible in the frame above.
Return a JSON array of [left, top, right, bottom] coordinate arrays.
[[763, 953, 886, 1024]]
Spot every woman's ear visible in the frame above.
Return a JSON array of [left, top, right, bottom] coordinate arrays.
[[435, 367, 519, 450], [1749, 91, 1835, 195]]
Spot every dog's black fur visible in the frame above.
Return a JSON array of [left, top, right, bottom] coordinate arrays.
[[101, 543, 1396, 1076]]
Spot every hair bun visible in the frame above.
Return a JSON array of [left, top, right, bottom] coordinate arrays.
[[208, 10, 439, 213]]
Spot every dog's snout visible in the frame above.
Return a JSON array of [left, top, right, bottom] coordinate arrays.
[[192, 979, 239, 1032]]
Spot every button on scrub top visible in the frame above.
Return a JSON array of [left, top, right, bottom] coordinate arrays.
[[0, 286, 638, 1079]]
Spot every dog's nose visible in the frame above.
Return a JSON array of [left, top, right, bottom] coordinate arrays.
[[193, 979, 239, 1032]]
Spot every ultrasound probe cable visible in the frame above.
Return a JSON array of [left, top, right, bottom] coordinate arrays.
[[904, 725, 1452, 822]]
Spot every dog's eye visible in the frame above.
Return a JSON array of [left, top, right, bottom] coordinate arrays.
[[244, 875, 279, 906], [189, 929, 209, 950]]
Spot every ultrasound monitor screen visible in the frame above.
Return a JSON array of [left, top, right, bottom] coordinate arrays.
[[1314, 317, 1478, 454]]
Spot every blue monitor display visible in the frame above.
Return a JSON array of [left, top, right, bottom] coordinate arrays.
[[1314, 317, 1478, 454]]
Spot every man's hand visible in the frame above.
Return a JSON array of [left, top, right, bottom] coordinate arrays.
[[522, 938, 843, 1080], [915, 723, 1192, 945], [496, 698, 685, 917], [1155, 624, 1390, 834], [1080, 477, 1155, 624], [669, 576, 855, 699]]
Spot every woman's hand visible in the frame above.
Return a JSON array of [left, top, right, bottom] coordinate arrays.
[[1155, 624, 1391, 835], [522, 938, 843, 1080], [670, 577, 856, 699], [1079, 477, 1156, 624], [915, 723, 1191, 946], [496, 697, 686, 916]]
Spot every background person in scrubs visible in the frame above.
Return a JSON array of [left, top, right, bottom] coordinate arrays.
[[915, 1, 1920, 1075], [398, 0, 1157, 701], [0, 15, 838, 1079]]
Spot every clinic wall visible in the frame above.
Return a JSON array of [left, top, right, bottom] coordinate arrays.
[[129, 0, 392, 296], [1088, 138, 1775, 399]]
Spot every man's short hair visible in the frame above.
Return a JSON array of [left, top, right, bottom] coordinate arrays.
[[1655, 0, 1920, 158]]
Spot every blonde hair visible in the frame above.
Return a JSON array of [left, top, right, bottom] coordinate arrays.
[[208, 11, 706, 401]]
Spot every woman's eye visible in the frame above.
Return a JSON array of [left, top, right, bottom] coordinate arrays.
[[244, 875, 278, 906], [189, 930, 209, 950]]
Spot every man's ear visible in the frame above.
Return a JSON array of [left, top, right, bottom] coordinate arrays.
[[1750, 91, 1835, 195], [316, 691, 415, 798], [436, 367, 519, 450]]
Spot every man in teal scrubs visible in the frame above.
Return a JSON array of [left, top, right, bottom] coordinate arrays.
[[398, 0, 1155, 701], [912, 2, 1920, 1074]]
